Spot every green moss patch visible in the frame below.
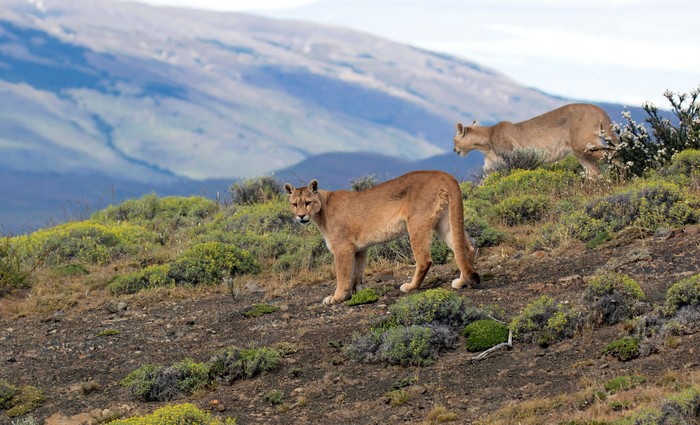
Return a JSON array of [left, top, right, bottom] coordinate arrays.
[[346, 288, 379, 306], [510, 295, 580, 347], [243, 304, 278, 318], [463, 319, 509, 352], [603, 375, 646, 394]]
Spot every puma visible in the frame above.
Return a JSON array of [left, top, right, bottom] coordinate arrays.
[[284, 170, 480, 305], [453, 103, 618, 178]]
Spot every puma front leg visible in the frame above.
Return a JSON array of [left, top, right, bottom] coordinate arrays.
[[324, 246, 355, 305]]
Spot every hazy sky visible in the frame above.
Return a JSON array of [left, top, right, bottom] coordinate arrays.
[[123, 0, 699, 107]]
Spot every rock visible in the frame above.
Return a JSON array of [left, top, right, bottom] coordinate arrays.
[[105, 301, 128, 314]]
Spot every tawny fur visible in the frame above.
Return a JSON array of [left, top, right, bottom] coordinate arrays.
[[284, 170, 480, 305], [453, 103, 618, 178]]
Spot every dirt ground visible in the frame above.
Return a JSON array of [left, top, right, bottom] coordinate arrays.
[[1, 229, 699, 424]]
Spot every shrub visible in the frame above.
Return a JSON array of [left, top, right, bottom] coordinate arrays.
[[346, 324, 457, 366], [350, 174, 378, 191], [489, 146, 548, 174], [208, 346, 280, 384], [496, 195, 551, 226], [389, 288, 469, 328], [93, 194, 218, 230], [510, 295, 580, 347], [663, 149, 700, 185], [120, 364, 162, 401], [584, 273, 645, 325], [0, 379, 18, 409], [12, 221, 154, 266], [346, 288, 379, 306], [661, 385, 700, 422], [243, 304, 278, 318], [0, 385, 45, 418], [168, 242, 260, 286], [463, 319, 509, 352], [564, 181, 697, 241], [596, 87, 700, 178], [603, 375, 646, 394], [264, 389, 283, 406], [385, 389, 410, 406], [231, 175, 283, 205], [0, 238, 31, 295], [665, 274, 700, 316], [602, 337, 641, 362], [108, 264, 173, 295], [463, 206, 506, 247], [477, 168, 576, 203], [105, 403, 236, 425]]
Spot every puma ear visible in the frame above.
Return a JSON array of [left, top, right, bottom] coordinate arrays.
[[456, 122, 463, 133], [284, 183, 294, 194], [309, 179, 319, 193], [472, 120, 479, 126]]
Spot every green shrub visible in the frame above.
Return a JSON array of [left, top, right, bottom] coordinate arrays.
[[346, 288, 379, 306], [93, 194, 218, 230], [661, 385, 700, 421], [172, 358, 210, 395], [663, 149, 700, 181], [385, 389, 410, 406], [602, 337, 641, 361], [168, 242, 260, 286], [264, 389, 284, 406], [108, 264, 173, 295], [243, 304, 278, 318], [0, 238, 31, 295], [543, 154, 584, 175], [208, 346, 280, 384], [477, 168, 577, 203], [564, 181, 698, 241], [496, 195, 551, 226], [120, 364, 161, 401], [389, 288, 469, 328], [12, 221, 154, 266], [664, 274, 700, 316], [346, 324, 456, 366], [463, 206, 506, 247], [489, 147, 548, 174], [604, 375, 646, 394], [230, 175, 283, 205], [0, 385, 45, 418], [584, 273, 645, 325], [0, 379, 18, 409], [510, 295, 580, 347], [463, 319, 509, 352], [106, 403, 236, 425]]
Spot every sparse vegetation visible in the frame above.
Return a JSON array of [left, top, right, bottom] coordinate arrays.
[[664, 273, 700, 315], [0, 382, 45, 418], [230, 175, 283, 205]]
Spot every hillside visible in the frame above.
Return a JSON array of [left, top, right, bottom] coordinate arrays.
[[1, 148, 699, 423]]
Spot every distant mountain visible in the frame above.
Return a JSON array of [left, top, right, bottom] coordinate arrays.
[[0, 0, 645, 233]]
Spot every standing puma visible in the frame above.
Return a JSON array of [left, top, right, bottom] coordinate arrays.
[[284, 170, 480, 305], [453, 103, 618, 178]]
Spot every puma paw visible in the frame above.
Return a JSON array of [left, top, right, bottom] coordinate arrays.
[[323, 295, 334, 305], [400, 283, 415, 293], [451, 278, 466, 289]]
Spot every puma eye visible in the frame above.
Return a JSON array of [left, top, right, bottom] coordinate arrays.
[[292, 202, 297, 207], [305, 201, 311, 207]]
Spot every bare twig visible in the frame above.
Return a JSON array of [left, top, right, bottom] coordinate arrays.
[[471, 329, 513, 361]]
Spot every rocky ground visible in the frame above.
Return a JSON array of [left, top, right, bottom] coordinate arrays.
[[1, 228, 699, 424]]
